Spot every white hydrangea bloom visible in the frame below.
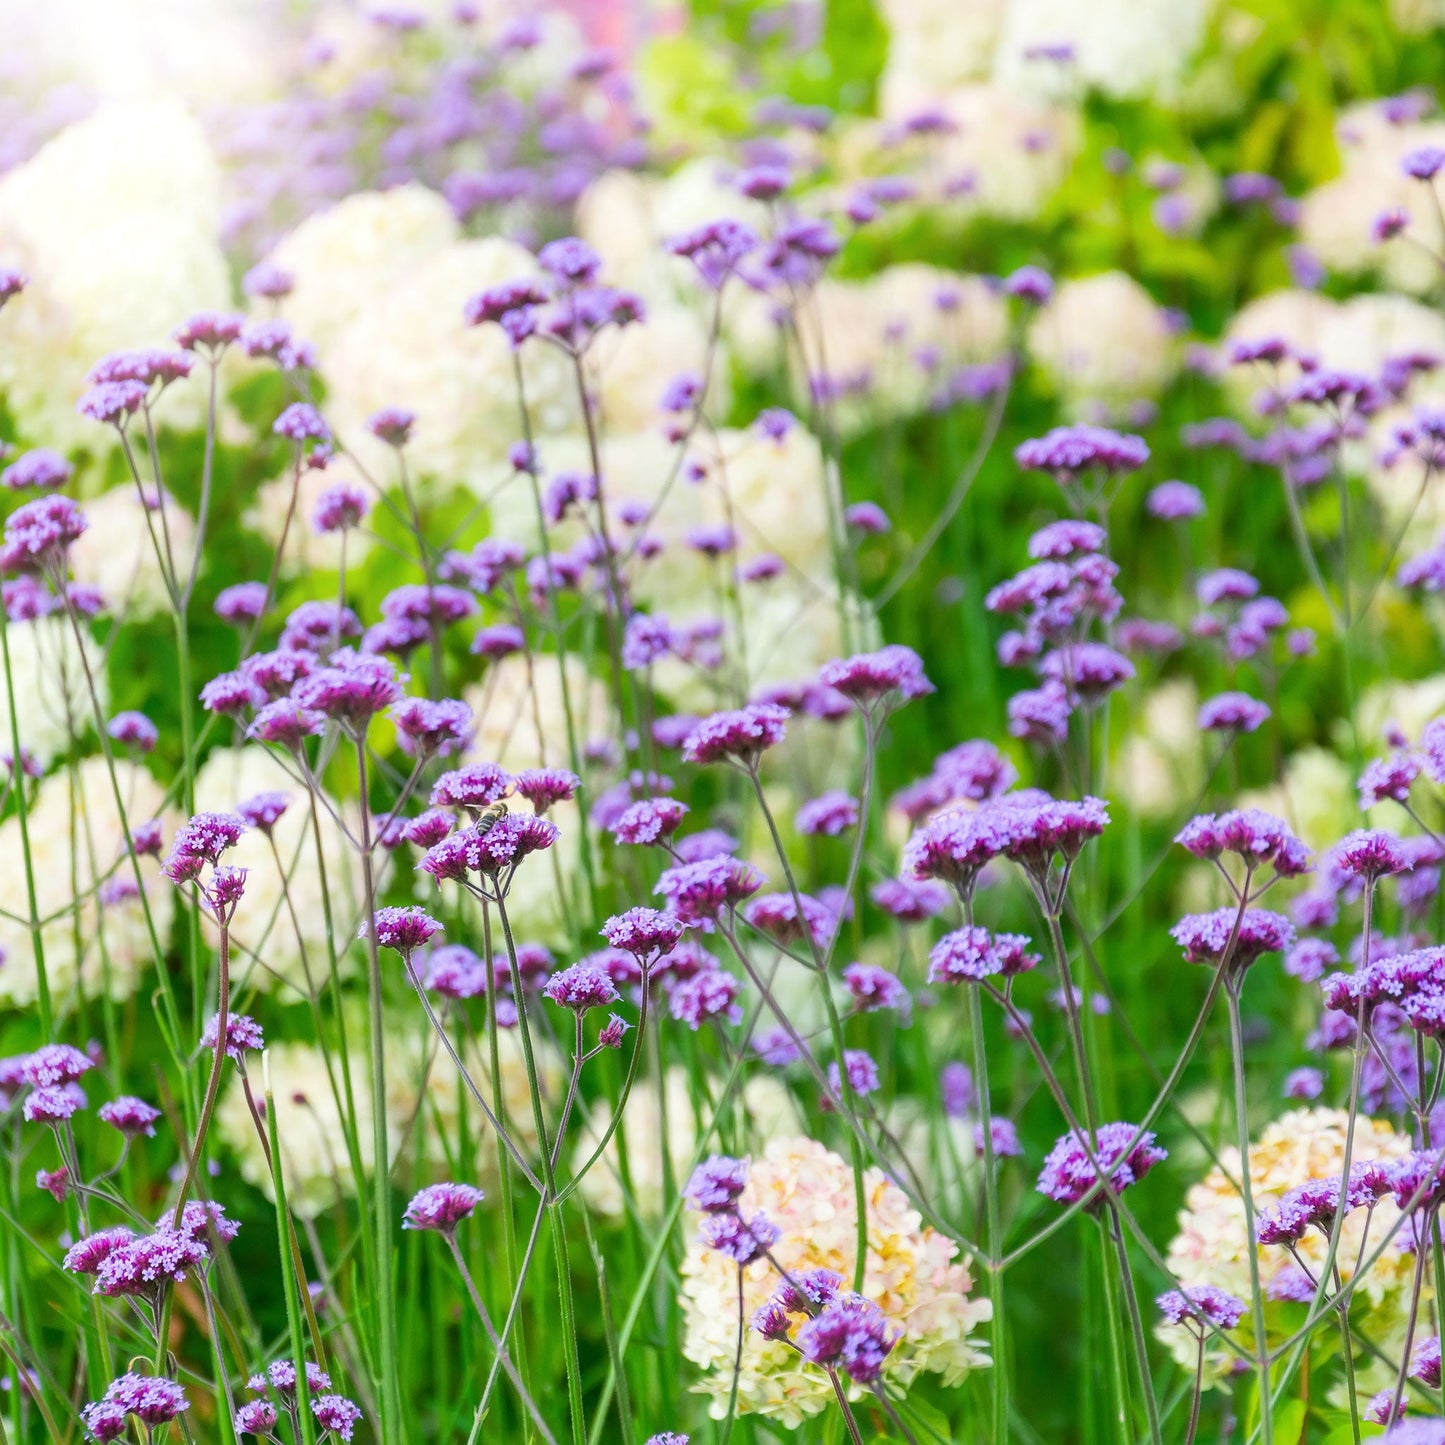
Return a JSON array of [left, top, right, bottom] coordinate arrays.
[[1028, 270, 1178, 409], [1297, 106, 1445, 295], [68, 486, 194, 619], [192, 746, 374, 999], [586, 301, 729, 437], [869, 84, 1079, 223], [992, 0, 1216, 102], [0, 100, 229, 450], [267, 186, 460, 356], [802, 265, 1008, 434], [0, 757, 172, 1009], [463, 653, 612, 776], [318, 237, 575, 487], [1163, 1109, 1415, 1381], [876, 0, 1005, 111], [680, 1135, 991, 1423], [0, 615, 103, 768]]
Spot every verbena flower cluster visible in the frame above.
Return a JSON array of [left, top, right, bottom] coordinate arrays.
[[7, 5, 1445, 1442]]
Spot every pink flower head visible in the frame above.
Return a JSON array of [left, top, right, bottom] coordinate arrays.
[[312, 481, 370, 534], [684, 1155, 748, 1212], [655, 856, 764, 924], [818, 645, 932, 705], [365, 907, 442, 955], [22, 1042, 94, 1088], [611, 796, 688, 845], [601, 907, 686, 961], [249, 699, 326, 748], [1170, 907, 1294, 970], [682, 703, 789, 766], [390, 697, 473, 759], [511, 767, 581, 813], [202, 1013, 265, 1061], [403, 1181, 483, 1232], [293, 651, 405, 730], [97, 1095, 162, 1137], [430, 763, 511, 811], [1037, 1122, 1166, 1209], [928, 926, 1040, 983], [542, 963, 619, 1012]]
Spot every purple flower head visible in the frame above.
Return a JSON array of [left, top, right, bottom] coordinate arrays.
[[165, 811, 247, 873], [682, 703, 789, 766], [472, 623, 525, 659], [93, 1230, 210, 1299], [538, 236, 603, 287], [403, 1181, 483, 1232], [611, 796, 689, 846], [242, 259, 293, 299], [273, 402, 330, 444], [86, 1374, 188, 1430], [669, 967, 743, 1028], [311, 1395, 363, 1441], [106, 711, 158, 753], [601, 907, 686, 962], [511, 767, 580, 814], [542, 963, 619, 1013], [666, 217, 758, 287], [1284, 1067, 1325, 1100], [249, 699, 326, 748], [201, 1013, 264, 1061], [76, 381, 148, 427], [598, 1014, 630, 1048], [1198, 691, 1270, 733], [1404, 146, 1445, 180], [423, 945, 487, 1000], [826, 1050, 880, 1101], [175, 311, 245, 352], [390, 697, 473, 759], [64, 1226, 137, 1277], [473, 812, 559, 876], [365, 907, 442, 955], [2, 448, 72, 492], [1156, 1285, 1246, 1330], [24, 1085, 83, 1124], [1147, 480, 1205, 520], [928, 926, 1039, 983], [1359, 753, 1421, 807], [367, 406, 416, 447], [237, 792, 290, 833], [207, 862, 250, 914], [698, 1209, 777, 1264], [1004, 265, 1053, 305], [976, 1117, 1023, 1158], [1175, 810, 1311, 878], [98, 1095, 162, 1137], [655, 855, 763, 924], [235, 1400, 280, 1435], [844, 502, 891, 535], [312, 481, 370, 534], [1330, 828, 1409, 880], [431, 763, 511, 811], [293, 651, 405, 730], [841, 963, 909, 1013], [1037, 1122, 1166, 1209], [818, 645, 932, 705], [23, 1042, 94, 1088], [1015, 425, 1149, 478], [1412, 1336, 1442, 1388], [3, 495, 87, 573], [684, 1155, 749, 1212], [248, 1360, 331, 1398], [1170, 907, 1294, 970], [796, 1294, 899, 1384]]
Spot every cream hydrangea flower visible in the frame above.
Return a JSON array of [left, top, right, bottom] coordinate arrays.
[[991, 0, 1216, 102], [317, 237, 575, 487], [0, 757, 172, 1009], [1028, 271, 1177, 410], [680, 1135, 991, 1424], [574, 1067, 800, 1220], [1162, 1108, 1416, 1377], [0, 615, 102, 769], [801, 266, 1008, 436], [0, 99, 228, 450], [876, 0, 1004, 109], [266, 185, 460, 357], [1297, 106, 1445, 296], [192, 746, 374, 999], [463, 653, 612, 775], [68, 486, 195, 619]]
